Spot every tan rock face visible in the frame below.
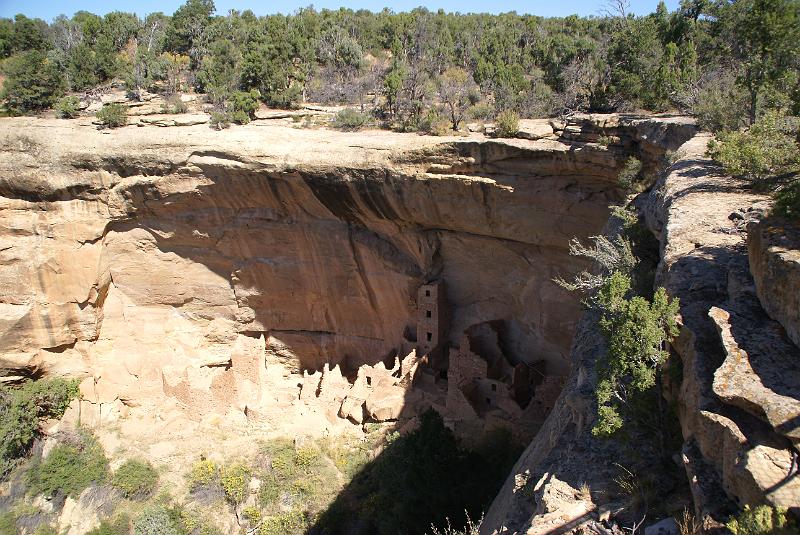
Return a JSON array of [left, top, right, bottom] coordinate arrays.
[[0, 115, 707, 531], [710, 306, 800, 445], [747, 220, 800, 349], [483, 128, 799, 534], [0, 115, 679, 412]]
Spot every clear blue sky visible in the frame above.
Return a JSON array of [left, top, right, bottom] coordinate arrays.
[[0, 0, 679, 21]]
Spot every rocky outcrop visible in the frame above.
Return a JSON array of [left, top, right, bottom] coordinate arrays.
[[647, 134, 799, 513], [747, 220, 800, 348], [0, 115, 695, 430], [483, 130, 800, 534]]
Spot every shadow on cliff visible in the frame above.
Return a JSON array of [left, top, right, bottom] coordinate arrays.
[[306, 409, 522, 535]]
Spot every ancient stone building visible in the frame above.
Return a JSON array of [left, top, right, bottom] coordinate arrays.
[[416, 281, 448, 357]]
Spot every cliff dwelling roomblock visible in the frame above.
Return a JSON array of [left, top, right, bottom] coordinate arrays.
[[416, 281, 448, 357]]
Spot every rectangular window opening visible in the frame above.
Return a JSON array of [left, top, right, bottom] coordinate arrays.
[[426, 332, 432, 342], [426, 310, 432, 318], [425, 290, 431, 297]]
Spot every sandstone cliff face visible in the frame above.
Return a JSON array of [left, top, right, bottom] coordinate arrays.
[[747, 220, 800, 349], [482, 130, 800, 535], [0, 116, 693, 428]]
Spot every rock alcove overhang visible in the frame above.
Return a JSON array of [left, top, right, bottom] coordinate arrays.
[[0, 116, 697, 419]]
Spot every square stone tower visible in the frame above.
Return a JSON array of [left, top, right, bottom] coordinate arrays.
[[416, 280, 448, 357]]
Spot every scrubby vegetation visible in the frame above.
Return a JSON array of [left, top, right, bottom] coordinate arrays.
[[493, 110, 519, 138], [773, 180, 800, 220], [26, 429, 109, 497], [160, 94, 187, 114], [0, 378, 79, 477], [556, 210, 680, 440], [0, 0, 797, 136], [727, 505, 795, 535], [96, 103, 127, 128], [54, 95, 80, 118], [592, 272, 680, 437], [708, 111, 800, 182], [86, 514, 131, 535], [617, 156, 644, 191], [313, 410, 521, 535], [112, 459, 159, 499], [332, 107, 370, 131]]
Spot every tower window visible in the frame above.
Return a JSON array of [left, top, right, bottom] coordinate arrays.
[[426, 310, 432, 318], [366, 376, 372, 386], [426, 332, 432, 342], [425, 290, 430, 297], [486, 398, 491, 405]]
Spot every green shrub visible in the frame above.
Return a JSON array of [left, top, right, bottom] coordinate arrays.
[[293, 446, 318, 470], [315, 410, 521, 535], [218, 462, 250, 505], [597, 135, 614, 147], [242, 506, 262, 524], [188, 459, 217, 489], [707, 110, 800, 182], [55, 96, 81, 119], [332, 108, 369, 131], [112, 459, 158, 499], [227, 89, 260, 125], [32, 525, 58, 535], [133, 506, 181, 535], [258, 510, 308, 535], [727, 505, 793, 535], [617, 156, 643, 191], [418, 109, 451, 136], [209, 111, 230, 130], [592, 272, 680, 437], [26, 431, 109, 497], [773, 180, 800, 220], [96, 103, 127, 128], [494, 110, 519, 138], [160, 95, 187, 114], [0, 51, 65, 115], [0, 511, 14, 534], [86, 514, 130, 535], [468, 102, 494, 121], [0, 378, 79, 477]]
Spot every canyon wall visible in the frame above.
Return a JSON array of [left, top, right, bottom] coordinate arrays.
[[0, 116, 692, 429], [482, 130, 800, 535]]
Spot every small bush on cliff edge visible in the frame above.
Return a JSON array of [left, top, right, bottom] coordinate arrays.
[[332, 108, 369, 131], [0, 378, 79, 477], [773, 180, 800, 221], [707, 110, 800, 182], [592, 272, 680, 437], [96, 103, 127, 128], [727, 505, 794, 535], [26, 429, 109, 497], [55, 96, 81, 118], [493, 110, 519, 138], [112, 459, 158, 499]]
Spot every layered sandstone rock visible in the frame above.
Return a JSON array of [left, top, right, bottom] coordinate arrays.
[[0, 114, 692, 427], [482, 131, 800, 534], [747, 220, 800, 348]]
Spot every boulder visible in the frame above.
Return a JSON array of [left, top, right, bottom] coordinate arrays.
[[747, 220, 800, 349], [710, 306, 800, 444], [516, 119, 554, 140], [644, 518, 679, 535], [365, 383, 406, 421], [57, 485, 117, 535]]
